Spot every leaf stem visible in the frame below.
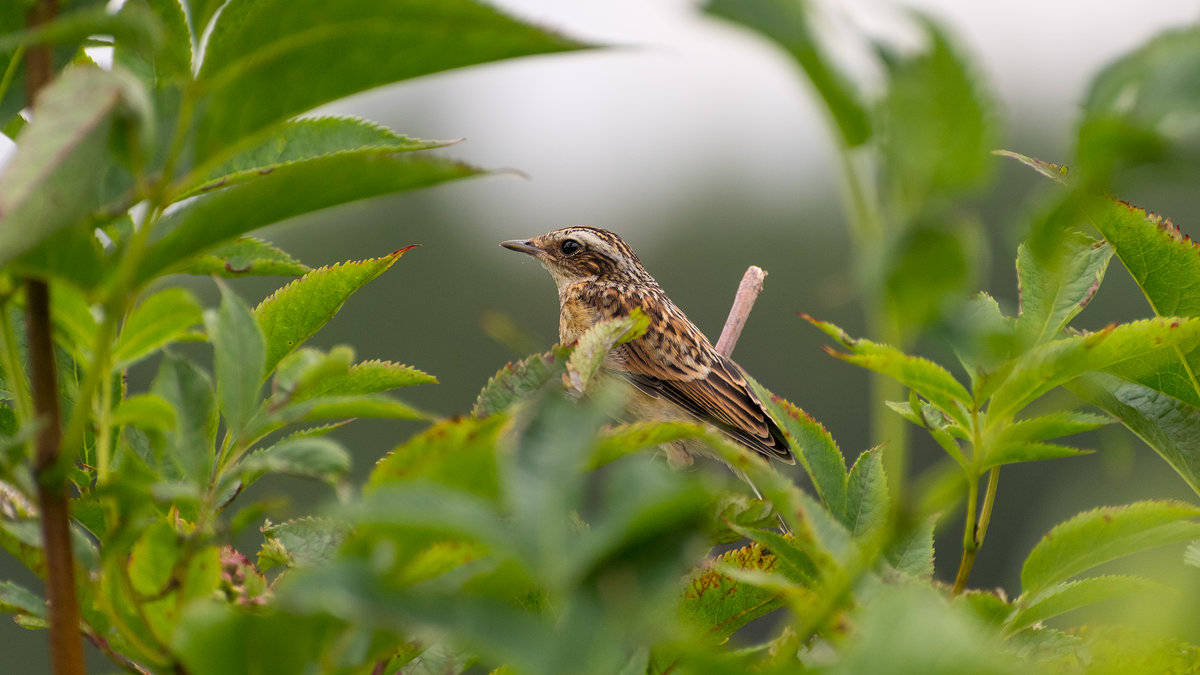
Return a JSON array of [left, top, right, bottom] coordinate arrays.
[[953, 470, 979, 594]]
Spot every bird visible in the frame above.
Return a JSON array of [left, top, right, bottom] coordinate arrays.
[[500, 226, 794, 469]]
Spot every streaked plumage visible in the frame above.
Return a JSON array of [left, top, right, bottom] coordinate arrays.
[[501, 226, 794, 466]]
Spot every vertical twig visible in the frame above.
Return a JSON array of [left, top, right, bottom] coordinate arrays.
[[24, 0, 87, 673], [715, 266, 767, 358]]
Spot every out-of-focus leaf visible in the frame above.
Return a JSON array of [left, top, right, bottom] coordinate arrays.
[[13, 226, 106, 290], [587, 420, 705, 470], [473, 345, 570, 417], [206, 283, 266, 437], [1021, 500, 1200, 595], [0, 66, 149, 267], [844, 447, 888, 537], [368, 416, 503, 500], [174, 603, 325, 675], [0, 579, 44, 619], [191, 0, 585, 163], [1009, 575, 1164, 632], [113, 287, 204, 369], [136, 152, 473, 286], [112, 393, 176, 431], [113, 0, 191, 84], [254, 249, 412, 375], [151, 354, 217, 484], [240, 437, 350, 485], [884, 219, 976, 335], [1015, 233, 1113, 348], [679, 542, 784, 642], [258, 517, 352, 572], [49, 282, 98, 364], [179, 237, 310, 277], [281, 394, 426, 424], [704, 0, 869, 147], [563, 309, 649, 397], [706, 492, 777, 546], [951, 292, 1016, 387], [887, 515, 936, 580]]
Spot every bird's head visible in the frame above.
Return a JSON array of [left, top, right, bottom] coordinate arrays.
[[501, 226, 654, 290]]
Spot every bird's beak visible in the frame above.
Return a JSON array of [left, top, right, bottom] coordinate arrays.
[[500, 239, 541, 256]]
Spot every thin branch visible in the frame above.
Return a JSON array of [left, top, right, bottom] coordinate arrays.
[[715, 266, 767, 358]]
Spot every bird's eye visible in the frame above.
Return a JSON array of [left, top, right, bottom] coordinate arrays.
[[560, 239, 582, 255]]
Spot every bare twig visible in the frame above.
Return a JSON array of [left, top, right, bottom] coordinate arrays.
[[715, 266, 767, 358], [24, 1, 87, 673]]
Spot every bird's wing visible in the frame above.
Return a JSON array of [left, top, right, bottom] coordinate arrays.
[[613, 320, 795, 465]]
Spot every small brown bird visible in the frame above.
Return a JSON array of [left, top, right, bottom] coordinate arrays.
[[501, 226, 794, 468]]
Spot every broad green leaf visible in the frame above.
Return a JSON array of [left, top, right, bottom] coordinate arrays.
[[1070, 373, 1200, 496], [136, 152, 474, 287], [273, 345, 355, 398], [951, 292, 1016, 388], [281, 394, 426, 425], [679, 542, 785, 641], [368, 416, 504, 500], [14, 225, 106, 290], [240, 437, 350, 485], [1091, 199, 1200, 318], [49, 282, 98, 364], [179, 237, 310, 277], [339, 484, 511, 553], [705, 0, 869, 147], [0, 66, 149, 267], [472, 345, 571, 417], [113, 286, 204, 369], [128, 520, 180, 596], [0, 579, 44, 619], [981, 442, 1090, 471], [291, 359, 436, 403], [151, 354, 217, 484], [114, 0, 192, 84], [258, 517, 352, 572], [254, 249, 412, 375], [563, 309, 649, 397], [192, 0, 585, 163], [184, 0, 223, 49], [1021, 500, 1200, 595], [112, 393, 176, 431], [183, 116, 452, 198], [1009, 575, 1164, 632], [587, 420, 705, 470], [878, 17, 995, 207], [989, 317, 1200, 421], [174, 604, 325, 675], [807, 315, 972, 427], [844, 447, 888, 537], [887, 515, 936, 580], [883, 218, 976, 337], [748, 376, 848, 517], [206, 283, 266, 437], [1015, 233, 1113, 347], [996, 412, 1111, 445]]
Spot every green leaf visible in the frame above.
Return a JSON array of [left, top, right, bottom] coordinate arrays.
[[587, 420, 706, 470], [997, 412, 1111, 445], [705, 0, 868, 147], [982, 442, 1090, 470], [807, 315, 972, 427], [563, 309, 649, 396], [240, 437, 350, 485], [367, 416, 503, 500], [113, 287, 204, 369], [258, 517, 352, 572], [192, 0, 585, 162], [183, 116, 452, 198], [112, 393, 176, 431], [174, 604, 325, 675], [1009, 575, 1164, 632], [1070, 373, 1200, 496], [844, 447, 888, 537], [1093, 200, 1200, 318], [253, 249, 412, 375], [1016, 233, 1113, 348], [14, 225, 107, 290], [0, 66, 149, 267], [206, 283, 266, 437], [951, 292, 1016, 388], [887, 515, 936, 580], [989, 317, 1200, 421], [282, 394, 426, 424], [883, 219, 976, 337], [151, 354, 217, 484], [291, 359, 436, 403], [113, 0, 192, 84], [137, 152, 474, 286], [878, 17, 995, 206], [128, 520, 179, 596], [49, 282, 98, 364], [0, 579, 44, 619], [472, 345, 571, 417], [679, 542, 785, 642], [749, 378, 847, 518], [1020, 500, 1200, 595], [179, 237, 311, 277]]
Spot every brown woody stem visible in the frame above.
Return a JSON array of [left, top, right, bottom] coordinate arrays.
[[25, 0, 86, 673], [715, 266, 767, 358]]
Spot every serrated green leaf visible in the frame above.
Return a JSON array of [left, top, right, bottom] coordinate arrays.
[[114, 0, 191, 84], [989, 317, 1200, 421], [0, 66, 148, 267], [179, 236, 310, 277], [151, 354, 217, 484], [113, 286, 203, 369], [587, 420, 705, 470], [807, 315, 972, 427], [240, 437, 350, 485], [707, 493, 778, 546], [731, 525, 822, 587], [472, 345, 571, 417], [563, 309, 649, 397], [887, 515, 936, 580], [285, 394, 426, 423], [192, 0, 585, 163], [1009, 575, 1164, 632], [206, 283, 265, 438], [254, 249, 412, 375], [844, 448, 888, 537], [258, 517, 352, 572], [291, 359, 436, 403], [705, 0, 868, 147], [368, 416, 503, 500], [137, 152, 472, 287], [998, 412, 1111, 445], [679, 542, 785, 641], [1021, 500, 1200, 595], [1016, 233, 1113, 347], [952, 292, 1017, 387], [272, 345, 355, 398], [112, 393, 176, 431]]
